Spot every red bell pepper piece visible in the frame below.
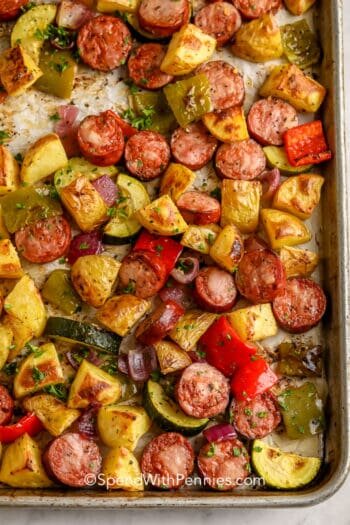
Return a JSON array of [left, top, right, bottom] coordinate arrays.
[[0, 412, 43, 443], [133, 230, 183, 274], [199, 316, 257, 377], [284, 120, 332, 167], [230, 359, 278, 401]]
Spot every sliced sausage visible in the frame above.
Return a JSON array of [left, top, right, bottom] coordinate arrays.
[[125, 131, 170, 181], [194, 2, 242, 47], [195, 267, 237, 313], [141, 432, 194, 489], [0, 385, 14, 425], [236, 249, 286, 304], [15, 216, 71, 264], [244, 235, 268, 253], [175, 362, 230, 418], [196, 61, 245, 111], [159, 284, 194, 310], [0, 0, 28, 21], [170, 123, 218, 170], [215, 139, 266, 180], [77, 111, 125, 166], [232, 0, 273, 19], [135, 301, 185, 345], [198, 439, 250, 491], [138, 0, 190, 38], [77, 16, 132, 71], [43, 433, 102, 488], [230, 392, 281, 439], [118, 250, 167, 299], [127, 44, 173, 90], [272, 278, 327, 333], [176, 191, 221, 225], [247, 97, 298, 146], [257, 168, 281, 205]]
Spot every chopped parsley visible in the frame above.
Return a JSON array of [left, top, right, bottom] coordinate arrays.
[[32, 366, 46, 384], [79, 242, 90, 250], [0, 130, 10, 144], [49, 112, 61, 122], [122, 106, 155, 131], [123, 281, 135, 294], [232, 447, 241, 457], [43, 383, 68, 401]]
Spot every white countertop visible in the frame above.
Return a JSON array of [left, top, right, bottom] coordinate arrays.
[[1, 5, 350, 525]]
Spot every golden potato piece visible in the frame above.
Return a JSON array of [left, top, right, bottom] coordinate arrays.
[[284, 0, 316, 15], [0, 45, 42, 97], [0, 146, 20, 194], [21, 133, 68, 185], [169, 310, 217, 351], [232, 14, 283, 63], [261, 208, 311, 250], [102, 447, 144, 491], [98, 405, 151, 450], [154, 340, 191, 375], [96, 294, 151, 336], [136, 195, 188, 236], [160, 163, 195, 202], [279, 246, 319, 278], [272, 174, 324, 220], [221, 179, 262, 233], [0, 323, 13, 370], [210, 224, 244, 273], [97, 0, 139, 12], [227, 304, 278, 342], [23, 394, 80, 437], [203, 106, 249, 143], [3, 315, 34, 361], [0, 239, 23, 279]]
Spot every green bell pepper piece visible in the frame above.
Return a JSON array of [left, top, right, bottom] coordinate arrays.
[[35, 47, 76, 99], [277, 341, 323, 377], [129, 90, 176, 134], [42, 270, 82, 316], [281, 20, 321, 69]]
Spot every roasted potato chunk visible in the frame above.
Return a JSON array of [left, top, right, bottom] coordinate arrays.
[[261, 208, 311, 250], [0, 433, 52, 488], [181, 224, 221, 254], [221, 179, 262, 233], [0, 323, 13, 370], [272, 174, 324, 219], [280, 246, 319, 278], [161, 24, 216, 76], [23, 394, 80, 436], [96, 294, 151, 336], [102, 447, 144, 491], [60, 175, 108, 232], [160, 163, 195, 202], [97, 0, 140, 13], [284, 0, 316, 15], [232, 14, 283, 63], [71, 255, 121, 308], [3, 315, 33, 361], [21, 133, 68, 185], [0, 205, 9, 240], [203, 106, 249, 143], [210, 224, 244, 273], [0, 45, 42, 97], [227, 304, 278, 342], [98, 404, 152, 450], [136, 195, 188, 236], [169, 310, 217, 351], [259, 64, 326, 113], [68, 359, 122, 409], [0, 146, 20, 194], [154, 340, 191, 375], [0, 239, 23, 279]]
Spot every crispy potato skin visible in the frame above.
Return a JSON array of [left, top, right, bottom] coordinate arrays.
[[0, 146, 20, 194], [96, 294, 151, 336], [0, 45, 42, 96], [154, 340, 191, 374], [21, 133, 68, 185], [272, 174, 324, 220], [98, 405, 152, 450], [136, 195, 188, 235], [227, 304, 278, 342], [181, 224, 221, 254], [210, 224, 244, 273], [169, 310, 217, 351], [221, 179, 262, 233], [261, 208, 311, 250], [102, 446, 144, 491], [0, 323, 13, 370], [23, 394, 80, 436], [0, 239, 23, 279], [284, 0, 316, 15], [279, 246, 319, 278], [97, 0, 139, 12], [203, 106, 249, 143], [160, 163, 196, 202], [232, 14, 283, 63]]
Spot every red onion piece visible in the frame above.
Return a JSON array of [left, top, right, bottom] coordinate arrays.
[[257, 168, 280, 205], [75, 406, 100, 440], [66, 349, 102, 370], [159, 284, 193, 310], [54, 105, 79, 138], [170, 257, 200, 284], [67, 231, 103, 265], [203, 423, 237, 443], [127, 346, 157, 382], [117, 354, 129, 375], [50, 35, 75, 51], [56, 0, 94, 30], [188, 350, 207, 363], [92, 175, 118, 207]]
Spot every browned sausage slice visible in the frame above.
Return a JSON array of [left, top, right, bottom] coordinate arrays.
[[196, 61, 245, 111], [272, 278, 327, 333], [232, 0, 273, 19], [77, 16, 132, 71], [125, 131, 170, 181], [230, 392, 281, 439], [195, 267, 237, 313], [170, 123, 218, 170], [138, 0, 190, 37], [247, 97, 298, 146], [0, 0, 28, 21], [43, 433, 102, 487], [0, 385, 14, 425], [215, 139, 266, 180], [127, 44, 173, 90], [198, 439, 250, 490], [141, 432, 194, 489], [118, 250, 167, 299], [194, 2, 242, 47], [175, 363, 230, 418], [135, 301, 185, 345], [176, 191, 221, 225]]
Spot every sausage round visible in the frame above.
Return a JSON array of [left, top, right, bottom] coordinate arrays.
[[232, 0, 273, 19], [15, 216, 71, 264], [194, 2, 242, 47], [125, 131, 170, 181], [176, 191, 221, 225], [196, 61, 245, 111], [247, 97, 298, 146], [175, 362, 230, 418], [135, 301, 185, 345], [215, 139, 266, 180], [77, 111, 125, 166], [236, 249, 286, 304], [118, 250, 167, 299], [138, 0, 190, 38], [170, 123, 218, 170], [127, 44, 173, 90], [244, 235, 268, 253], [195, 267, 237, 313], [77, 16, 132, 71], [43, 433, 102, 488], [141, 432, 194, 489], [272, 278, 327, 333], [230, 392, 281, 439], [0, 385, 14, 425], [198, 439, 250, 490], [0, 0, 28, 20]]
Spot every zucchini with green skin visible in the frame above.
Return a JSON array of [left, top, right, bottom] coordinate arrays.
[[144, 380, 209, 436], [54, 157, 118, 193], [44, 317, 121, 353], [263, 146, 312, 175], [251, 439, 321, 489]]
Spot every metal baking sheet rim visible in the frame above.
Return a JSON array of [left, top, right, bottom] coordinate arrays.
[[0, 0, 348, 509]]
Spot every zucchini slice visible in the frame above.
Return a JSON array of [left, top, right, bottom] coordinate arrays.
[[103, 174, 150, 245], [44, 317, 121, 353], [251, 439, 321, 489], [54, 157, 117, 192], [263, 146, 312, 175], [144, 380, 208, 436]]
